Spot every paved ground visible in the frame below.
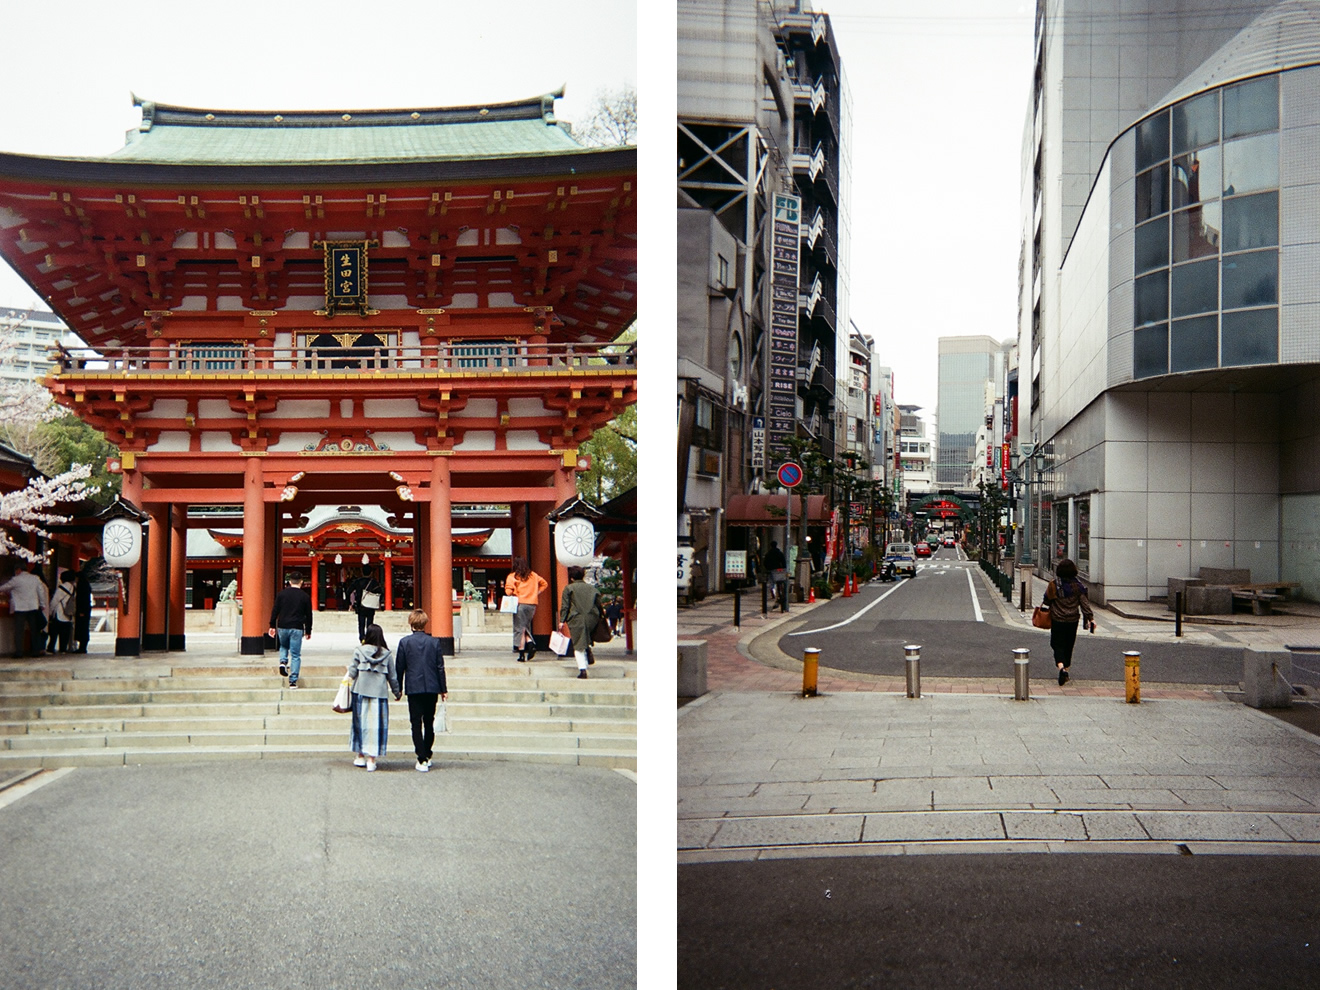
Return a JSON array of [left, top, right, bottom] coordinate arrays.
[[0, 758, 635, 990]]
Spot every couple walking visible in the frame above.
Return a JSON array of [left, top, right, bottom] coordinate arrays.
[[348, 610, 447, 773]]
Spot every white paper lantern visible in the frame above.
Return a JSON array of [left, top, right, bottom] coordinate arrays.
[[554, 516, 596, 566], [102, 518, 142, 568]]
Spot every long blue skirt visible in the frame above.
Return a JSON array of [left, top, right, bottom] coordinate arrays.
[[350, 694, 389, 756]]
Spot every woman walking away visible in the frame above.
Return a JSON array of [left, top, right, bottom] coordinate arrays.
[[504, 556, 548, 662], [348, 623, 400, 772], [560, 565, 602, 680], [1043, 558, 1095, 685]]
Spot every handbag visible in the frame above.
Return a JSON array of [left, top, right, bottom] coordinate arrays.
[[499, 595, 520, 614], [549, 627, 572, 655], [360, 590, 381, 610], [1031, 605, 1052, 630], [332, 675, 353, 713], [435, 700, 450, 734], [591, 617, 612, 644]]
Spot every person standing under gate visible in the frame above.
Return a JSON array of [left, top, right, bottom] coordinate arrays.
[[72, 567, 93, 653], [503, 556, 548, 662], [0, 563, 49, 657], [268, 574, 313, 689], [1042, 557, 1096, 685], [47, 570, 76, 654], [395, 608, 448, 772], [560, 565, 602, 680], [352, 567, 383, 644]]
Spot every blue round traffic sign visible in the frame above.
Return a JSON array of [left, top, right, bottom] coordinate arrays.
[[777, 461, 804, 488]]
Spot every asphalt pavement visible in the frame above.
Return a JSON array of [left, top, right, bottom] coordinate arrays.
[[0, 758, 635, 990]]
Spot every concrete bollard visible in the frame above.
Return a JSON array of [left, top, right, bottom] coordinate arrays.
[[1013, 647, 1030, 700], [1124, 650, 1141, 704], [904, 644, 921, 699], [677, 640, 708, 698], [802, 647, 820, 698], [1243, 647, 1292, 709]]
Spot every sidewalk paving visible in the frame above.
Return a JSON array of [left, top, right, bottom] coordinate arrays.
[[678, 572, 1320, 859]]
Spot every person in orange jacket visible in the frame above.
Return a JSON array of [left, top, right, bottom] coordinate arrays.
[[503, 556, 548, 662]]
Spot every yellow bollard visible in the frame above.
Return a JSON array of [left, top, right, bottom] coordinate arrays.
[[1124, 650, 1141, 704], [802, 647, 820, 698]]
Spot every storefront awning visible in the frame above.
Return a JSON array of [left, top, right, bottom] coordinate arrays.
[[725, 494, 828, 526]]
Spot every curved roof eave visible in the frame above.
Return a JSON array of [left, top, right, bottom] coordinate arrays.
[[0, 145, 636, 188]]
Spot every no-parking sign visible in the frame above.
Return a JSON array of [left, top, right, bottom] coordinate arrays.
[[777, 461, 803, 488]]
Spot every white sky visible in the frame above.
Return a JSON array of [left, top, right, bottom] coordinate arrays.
[[826, 0, 1035, 416], [0, 0, 637, 309]]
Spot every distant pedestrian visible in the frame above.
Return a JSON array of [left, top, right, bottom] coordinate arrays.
[[763, 541, 787, 606], [348, 624, 399, 772], [0, 563, 49, 656], [503, 556, 548, 661], [605, 597, 624, 637], [47, 570, 76, 654], [560, 565, 602, 680], [73, 567, 93, 653], [351, 568, 384, 643], [268, 574, 313, 688], [1043, 558, 1095, 685], [395, 609, 448, 772]]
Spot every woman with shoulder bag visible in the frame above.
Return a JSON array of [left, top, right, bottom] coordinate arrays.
[[560, 565, 601, 680], [503, 556, 548, 662], [1042, 558, 1095, 685], [347, 624, 400, 772]]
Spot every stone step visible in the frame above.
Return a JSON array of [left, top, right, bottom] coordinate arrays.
[[0, 744, 635, 771]]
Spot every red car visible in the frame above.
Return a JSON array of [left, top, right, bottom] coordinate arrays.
[[914, 542, 932, 557]]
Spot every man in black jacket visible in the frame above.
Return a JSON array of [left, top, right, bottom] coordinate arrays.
[[395, 608, 448, 772], [267, 575, 313, 688]]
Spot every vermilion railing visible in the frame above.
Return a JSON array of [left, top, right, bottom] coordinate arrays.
[[51, 340, 637, 375]]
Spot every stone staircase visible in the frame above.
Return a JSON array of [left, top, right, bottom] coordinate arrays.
[[0, 661, 636, 770]]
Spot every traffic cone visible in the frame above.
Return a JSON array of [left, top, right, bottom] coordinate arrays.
[[841, 576, 851, 598], [808, 585, 816, 603]]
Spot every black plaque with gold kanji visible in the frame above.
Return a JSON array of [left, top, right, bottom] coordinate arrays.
[[322, 241, 370, 317]]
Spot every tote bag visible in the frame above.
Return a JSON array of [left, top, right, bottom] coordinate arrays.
[[332, 676, 353, 713], [499, 595, 520, 614], [360, 590, 382, 610]]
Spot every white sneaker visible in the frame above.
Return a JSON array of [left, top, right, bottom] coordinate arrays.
[[415, 760, 430, 772], [353, 756, 367, 767], [366, 759, 377, 772]]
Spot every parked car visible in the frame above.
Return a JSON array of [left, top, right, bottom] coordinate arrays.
[[914, 541, 932, 557], [882, 543, 917, 579]]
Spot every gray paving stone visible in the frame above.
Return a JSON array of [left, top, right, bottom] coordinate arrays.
[[709, 814, 865, 848], [1079, 812, 1150, 840], [1211, 789, 1317, 810], [756, 778, 874, 797], [1002, 811, 1087, 840], [1136, 811, 1292, 841], [861, 811, 1005, 843], [681, 796, 809, 818], [1266, 813, 1320, 841], [676, 819, 721, 850], [1099, 774, 1225, 790]]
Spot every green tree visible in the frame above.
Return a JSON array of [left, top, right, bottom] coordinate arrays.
[[38, 413, 120, 506], [578, 403, 636, 503]]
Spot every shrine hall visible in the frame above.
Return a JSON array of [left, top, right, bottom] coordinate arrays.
[[0, 91, 637, 655]]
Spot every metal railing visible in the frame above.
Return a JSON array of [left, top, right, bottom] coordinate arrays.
[[51, 340, 637, 377]]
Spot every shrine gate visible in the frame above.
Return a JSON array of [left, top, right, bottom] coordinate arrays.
[[0, 92, 636, 655]]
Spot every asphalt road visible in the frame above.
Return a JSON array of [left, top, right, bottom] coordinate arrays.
[[0, 759, 635, 990], [679, 855, 1320, 989], [780, 555, 1245, 684]]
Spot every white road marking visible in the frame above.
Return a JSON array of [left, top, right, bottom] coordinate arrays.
[[0, 768, 74, 813], [966, 567, 984, 622], [786, 579, 910, 636]]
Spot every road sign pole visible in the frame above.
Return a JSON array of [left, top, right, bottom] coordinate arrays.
[[783, 492, 791, 612]]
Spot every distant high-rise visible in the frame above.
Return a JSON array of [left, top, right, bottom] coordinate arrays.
[[935, 336, 1008, 488]]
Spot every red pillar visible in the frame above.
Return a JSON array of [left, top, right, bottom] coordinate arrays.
[[169, 505, 187, 651], [529, 501, 553, 641], [415, 506, 429, 617], [143, 504, 169, 651], [428, 457, 454, 648], [116, 469, 144, 656], [240, 458, 266, 654], [310, 556, 319, 611], [384, 557, 393, 611]]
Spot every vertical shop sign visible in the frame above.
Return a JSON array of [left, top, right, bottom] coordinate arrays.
[[768, 193, 801, 462]]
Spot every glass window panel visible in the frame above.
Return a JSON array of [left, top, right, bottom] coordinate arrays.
[[1222, 250, 1278, 310], [1136, 111, 1170, 171], [1224, 75, 1278, 139], [1223, 134, 1278, 196], [1172, 202, 1221, 262], [1172, 145, 1220, 209], [1134, 216, 1169, 274], [1222, 192, 1278, 251], [1172, 90, 1219, 154], [1135, 163, 1170, 222], [1170, 315, 1219, 372], [1133, 324, 1169, 379], [1134, 270, 1168, 327], [1221, 308, 1278, 366], [1171, 258, 1218, 317]]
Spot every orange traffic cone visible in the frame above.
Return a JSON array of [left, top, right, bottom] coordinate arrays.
[[808, 585, 816, 603], [841, 577, 851, 598]]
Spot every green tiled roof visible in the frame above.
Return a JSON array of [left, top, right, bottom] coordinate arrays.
[[108, 91, 589, 164]]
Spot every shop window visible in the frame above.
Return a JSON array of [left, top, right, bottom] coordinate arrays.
[[1135, 216, 1169, 274], [1170, 257, 1218, 317], [1133, 324, 1169, 379], [1134, 270, 1169, 326], [1222, 191, 1278, 252], [1076, 498, 1090, 574], [1222, 250, 1277, 310], [1224, 75, 1278, 139], [1169, 314, 1219, 372], [1221, 308, 1278, 367], [1172, 90, 1219, 154], [1223, 133, 1278, 196]]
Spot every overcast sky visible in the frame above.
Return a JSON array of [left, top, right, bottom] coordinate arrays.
[[826, 0, 1035, 417], [0, 0, 637, 309]]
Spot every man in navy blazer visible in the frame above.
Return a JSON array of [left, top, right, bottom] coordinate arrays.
[[395, 608, 448, 772]]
